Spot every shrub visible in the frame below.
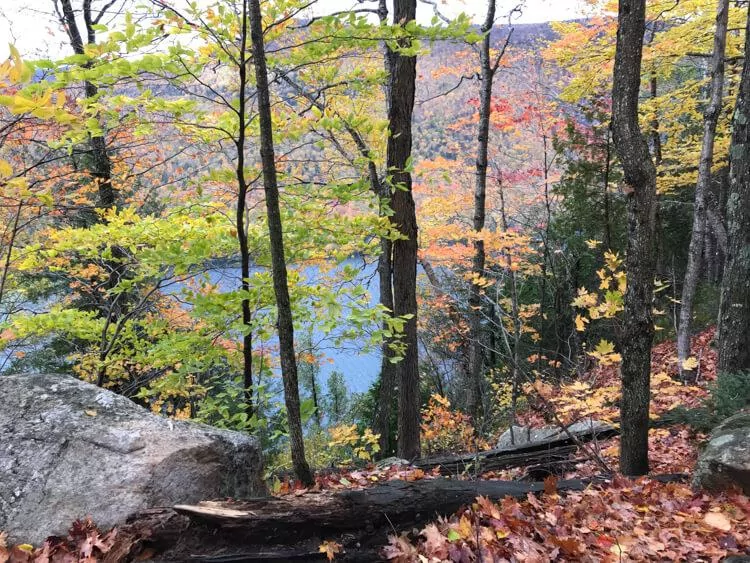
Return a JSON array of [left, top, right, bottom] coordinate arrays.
[[669, 371, 750, 432], [421, 394, 486, 455]]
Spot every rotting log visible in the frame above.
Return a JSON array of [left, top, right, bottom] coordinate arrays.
[[173, 477, 587, 539], [413, 424, 619, 475], [155, 477, 588, 561], [128, 473, 687, 562]]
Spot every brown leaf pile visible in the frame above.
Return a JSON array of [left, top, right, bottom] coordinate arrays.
[[0, 519, 138, 563], [384, 477, 750, 562]]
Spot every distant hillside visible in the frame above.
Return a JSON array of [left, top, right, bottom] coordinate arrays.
[[414, 21, 561, 163]]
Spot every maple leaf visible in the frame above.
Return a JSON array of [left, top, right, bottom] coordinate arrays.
[[382, 534, 417, 561], [475, 495, 501, 520], [318, 540, 342, 561], [422, 524, 449, 559]]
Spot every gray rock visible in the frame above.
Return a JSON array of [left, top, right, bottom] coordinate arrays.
[[375, 457, 412, 469], [0, 373, 265, 544], [694, 411, 750, 494], [496, 417, 611, 450]]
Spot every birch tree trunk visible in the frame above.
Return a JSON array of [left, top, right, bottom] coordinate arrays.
[[677, 0, 730, 382]]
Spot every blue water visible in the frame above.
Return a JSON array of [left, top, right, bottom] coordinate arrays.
[[0, 259, 383, 396], [205, 259, 382, 395]]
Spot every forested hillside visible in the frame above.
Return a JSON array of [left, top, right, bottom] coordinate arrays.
[[1, 0, 750, 561]]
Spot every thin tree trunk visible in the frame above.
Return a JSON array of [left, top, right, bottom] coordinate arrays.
[[387, 0, 420, 460], [375, 236, 397, 454], [59, 0, 126, 387], [276, 68, 396, 452], [611, 0, 658, 476], [718, 3, 750, 374], [678, 0, 729, 382], [57, 0, 116, 211], [466, 0, 497, 421], [498, 178, 521, 436], [247, 0, 313, 485], [0, 201, 23, 309], [374, 0, 398, 455], [603, 127, 613, 250], [235, 2, 254, 414]]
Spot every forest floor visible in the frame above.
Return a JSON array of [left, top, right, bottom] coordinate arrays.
[[3, 328, 749, 562]]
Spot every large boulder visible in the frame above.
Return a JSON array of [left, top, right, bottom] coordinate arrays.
[[0, 373, 265, 544], [496, 418, 612, 450], [694, 411, 750, 494]]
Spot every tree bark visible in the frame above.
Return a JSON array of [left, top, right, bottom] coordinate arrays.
[[235, 1, 254, 415], [678, 0, 729, 382], [718, 3, 750, 374], [171, 477, 591, 546], [375, 0, 397, 453], [247, 0, 313, 485], [58, 0, 128, 388], [611, 0, 658, 476], [375, 236, 397, 454], [57, 0, 116, 211], [466, 0, 497, 421], [387, 0, 420, 460]]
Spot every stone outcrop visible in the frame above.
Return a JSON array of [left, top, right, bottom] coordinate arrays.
[[0, 373, 264, 544], [694, 411, 750, 494]]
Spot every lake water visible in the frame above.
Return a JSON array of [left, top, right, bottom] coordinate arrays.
[[206, 259, 382, 395], [0, 259, 384, 397]]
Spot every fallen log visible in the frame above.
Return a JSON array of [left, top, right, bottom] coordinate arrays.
[[132, 472, 689, 561], [173, 477, 588, 538], [146, 477, 587, 561], [413, 424, 619, 475]]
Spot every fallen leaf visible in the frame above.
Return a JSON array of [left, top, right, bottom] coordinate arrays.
[[319, 540, 341, 561], [704, 511, 731, 532], [543, 475, 558, 496]]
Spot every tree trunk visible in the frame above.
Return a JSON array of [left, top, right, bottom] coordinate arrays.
[[375, 236, 397, 454], [235, 2, 254, 415], [58, 0, 127, 388], [171, 477, 592, 547], [247, 0, 313, 485], [718, 4, 750, 374], [611, 0, 658, 476], [387, 0, 420, 460], [372, 0, 398, 456], [466, 0, 497, 421], [678, 0, 729, 382], [498, 178, 522, 436], [57, 0, 116, 211]]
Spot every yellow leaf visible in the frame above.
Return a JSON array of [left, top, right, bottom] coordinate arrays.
[[585, 239, 602, 249], [319, 540, 342, 561], [84, 409, 98, 417], [681, 357, 699, 371], [575, 314, 588, 332]]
